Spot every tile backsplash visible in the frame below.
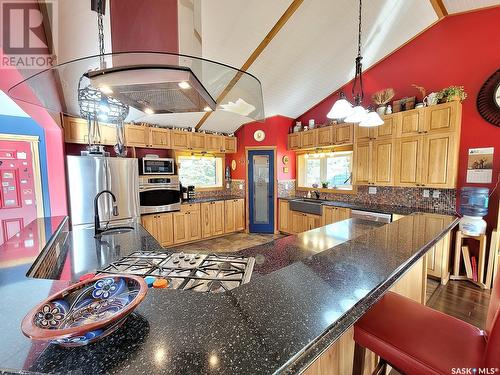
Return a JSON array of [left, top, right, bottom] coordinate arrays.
[[279, 180, 456, 213]]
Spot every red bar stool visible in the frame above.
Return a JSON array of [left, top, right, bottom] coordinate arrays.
[[352, 270, 500, 375]]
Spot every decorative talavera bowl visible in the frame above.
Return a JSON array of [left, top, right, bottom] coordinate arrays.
[[21, 274, 147, 347]]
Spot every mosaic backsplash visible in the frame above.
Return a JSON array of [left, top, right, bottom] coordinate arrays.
[[191, 180, 245, 199], [279, 180, 457, 213]]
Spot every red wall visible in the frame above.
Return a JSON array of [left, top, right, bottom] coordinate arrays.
[[296, 7, 500, 228], [228, 116, 296, 181], [110, 0, 178, 53]]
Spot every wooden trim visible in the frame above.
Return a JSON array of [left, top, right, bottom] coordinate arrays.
[[245, 146, 278, 234], [195, 0, 304, 130], [0, 133, 45, 218], [429, 0, 448, 19]]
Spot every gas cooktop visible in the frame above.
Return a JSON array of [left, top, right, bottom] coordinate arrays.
[[98, 251, 255, 293]]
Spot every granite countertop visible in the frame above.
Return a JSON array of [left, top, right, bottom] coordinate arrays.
[[181, 195, 244, 205], [278, 196, 457, 216], [0, 213, 458, 374]]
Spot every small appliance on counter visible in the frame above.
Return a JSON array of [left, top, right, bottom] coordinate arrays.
[[138, 175, 181, 214], [187, 185, 195, 200], [139, 155, 174, 175], [181, 185, 188, 201], [459, 187, 489, 236]]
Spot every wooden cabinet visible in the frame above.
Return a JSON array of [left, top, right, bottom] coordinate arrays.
[[173, 211, 189, 244], [322, 206, 351, 225], [424, 101, 460, 134], [289, 210, 321, 233], [224, 199, 245, 233], [206, 134, 224, 152], [171, 130, 190, 149], [371, 139, 395, 186], [279, 200, 290, 233], [288, 133, 301, 150], [354, 126, 372, 142], [305, 214, 322, 231], [99, 124, 117, 145], [63, 117, 88, 144], [173, 203, 201, 244], [149, 128, 170, 149], [395, 132, 457, 188], [353, 141, 371, 185], [375, 113, 399, 139], [317, 127, 334, 146], [125, 124, 148, 147], [394, 136, 424, 187], [201, 201, 225, 238], [301, 130, 317, 148], [190, 133, 206, 150], [354, 139, 395, 186], [333, 123, 354, 144], [398, 108, 425, 137], [224, 137, 237, 153], [141, 213, 174, 247]]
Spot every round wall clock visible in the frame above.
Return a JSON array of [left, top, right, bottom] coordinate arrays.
[[253, 130, 266, 142], [282, 155, 289, 164], [477, 69, 500, 127], [231, 160, 237, 170]]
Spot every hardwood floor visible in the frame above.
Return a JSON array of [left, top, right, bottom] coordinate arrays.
[[427, 279, 491, 329]]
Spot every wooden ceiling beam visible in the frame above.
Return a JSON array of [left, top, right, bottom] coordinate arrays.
[[430, 0, 448, 19], [195, 0, 304, 130]]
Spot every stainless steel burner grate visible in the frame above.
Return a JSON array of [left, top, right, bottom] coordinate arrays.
[[98, 252, 255, 293]]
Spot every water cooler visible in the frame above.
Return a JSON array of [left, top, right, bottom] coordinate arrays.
[[459, 187, 489, 236]]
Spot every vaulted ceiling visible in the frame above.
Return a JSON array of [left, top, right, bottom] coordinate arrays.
[[47, 0, 500, 133]]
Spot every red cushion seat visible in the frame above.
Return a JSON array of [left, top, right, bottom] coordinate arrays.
[[354, 292, 487, 375]]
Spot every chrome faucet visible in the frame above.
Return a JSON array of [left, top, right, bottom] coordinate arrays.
[[94, 190, 118, 237], [313, 190, 320, 200]]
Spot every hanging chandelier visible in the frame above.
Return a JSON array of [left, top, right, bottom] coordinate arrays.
[[327, 0, 384, 127]]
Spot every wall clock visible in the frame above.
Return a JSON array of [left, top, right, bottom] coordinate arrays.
[[253, 130, 265, 142], [477, 69, 500, 127], [282, 155, 289, 165]]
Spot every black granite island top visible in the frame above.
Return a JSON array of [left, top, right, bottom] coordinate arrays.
[[0, 213, 458, 374]]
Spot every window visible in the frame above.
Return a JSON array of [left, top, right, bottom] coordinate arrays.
[[297, 150, 353, 190], [178, 155, 224, 189]]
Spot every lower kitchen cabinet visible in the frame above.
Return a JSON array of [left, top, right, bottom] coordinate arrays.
[[201, 201, 225, 238], [141, 213, 174, 247], [290, 210, 321, 233], [224, 199, 245, 233], [279, 200, 291, 233], [322, 206, 351, 225]]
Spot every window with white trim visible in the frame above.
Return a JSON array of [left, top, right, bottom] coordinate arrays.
[[178, 155, 224, 188], [297, 151, 353, 190]]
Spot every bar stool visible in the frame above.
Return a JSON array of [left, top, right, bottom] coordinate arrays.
[[352, 270, 500, 375]]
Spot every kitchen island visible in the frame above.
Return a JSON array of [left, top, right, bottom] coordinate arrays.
[[0, 213, 458, 374]]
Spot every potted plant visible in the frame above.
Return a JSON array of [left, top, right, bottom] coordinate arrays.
[[321, 181, 329, 189], [437, 86, 467, 103], [372, 88, 395, 115]]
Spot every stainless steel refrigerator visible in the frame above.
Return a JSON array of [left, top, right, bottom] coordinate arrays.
[[66, 156, 139, 228]]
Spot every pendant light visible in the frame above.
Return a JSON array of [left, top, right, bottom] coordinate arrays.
[[327, 0, 383, 127]]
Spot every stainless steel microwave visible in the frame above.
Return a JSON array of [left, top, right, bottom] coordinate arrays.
[[139, 157, 174, 175]]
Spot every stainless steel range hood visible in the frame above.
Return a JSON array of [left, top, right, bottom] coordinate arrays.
[[85, 65, 216, 114]]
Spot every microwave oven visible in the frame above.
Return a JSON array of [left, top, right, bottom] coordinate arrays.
[[139, 157, 175, 175]]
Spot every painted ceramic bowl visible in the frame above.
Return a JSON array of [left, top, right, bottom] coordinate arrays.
[[21, 274, 147, 347]]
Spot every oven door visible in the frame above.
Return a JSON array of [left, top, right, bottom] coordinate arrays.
[[141, 159, 174, 175], [139, 187, 181, 214]]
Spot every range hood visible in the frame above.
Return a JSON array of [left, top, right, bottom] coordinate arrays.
[[85, 65, 216, 114], [7, 52, 265, 122]]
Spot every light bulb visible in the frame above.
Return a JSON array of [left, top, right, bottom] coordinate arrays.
[[144, 107, 154, 115]]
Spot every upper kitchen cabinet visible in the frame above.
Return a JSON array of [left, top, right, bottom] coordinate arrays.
[[62, 116, 88, 144], [288, 133, 301, 150], [398, 107, 425, 137], [224, 137, 237, 153], [189, 133, 206, 150], [149, 127, 171, 149], [420, 132, 459, 188], [124, 124, 148, 147], [206, 134, 224, 152], [333, 123, 354, 145], [63, 116, 117, 145], [354, 114, 398, 142], [317, 126, 334, 146], [394, 135, 423, 187], [423, 101, 461, 134], [354, 139, 395, 186], [171, 130, 191, 149], [301, 130, 317, 148]]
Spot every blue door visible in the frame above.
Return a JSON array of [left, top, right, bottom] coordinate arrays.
[[248, 150, 275, 233]]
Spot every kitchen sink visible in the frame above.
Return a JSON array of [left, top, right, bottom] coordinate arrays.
[[289, 198, 325, 215], [98, 226, 135, 236]]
